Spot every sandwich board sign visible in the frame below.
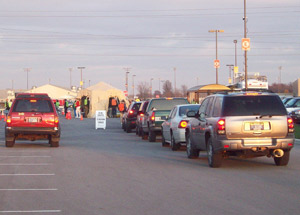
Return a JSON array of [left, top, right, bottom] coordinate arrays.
[[95, 110, 106, 129]]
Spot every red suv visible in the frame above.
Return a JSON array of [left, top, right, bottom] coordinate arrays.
[[5, 93, 61, 147]]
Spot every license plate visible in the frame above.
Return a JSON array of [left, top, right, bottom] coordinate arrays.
[[27, 117, 39, 123], [250, 122, 264, 130]]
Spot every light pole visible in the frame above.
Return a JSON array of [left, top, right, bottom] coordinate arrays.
[[124, 68, 130, 94], [244, 0, 248, 90], [69, 68, 72, 89], [150, 78, 154, 97], [24, 68, 30, 90], [226, 64, 234, 84], [77, 67, 85, 88], [209, 29, 224, 84], [233, 40, 238, 84], [132, 74, 136, 98]]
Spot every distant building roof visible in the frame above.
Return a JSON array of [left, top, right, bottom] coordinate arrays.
[[187, 84, 231, 92]]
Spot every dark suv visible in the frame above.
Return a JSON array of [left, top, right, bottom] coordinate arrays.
[[186, 92, 294, 167], [122, 101, 142, 133], [5, 93, 61, 147]]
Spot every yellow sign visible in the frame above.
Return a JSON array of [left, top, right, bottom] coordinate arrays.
[[234, 66, 239, 74], [242, 38, 250, 51], [80, 81, 83, 86]]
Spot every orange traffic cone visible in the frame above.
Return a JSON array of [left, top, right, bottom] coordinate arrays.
[[80, 114, 83, 121], [66, 111, 71, 120], [61, 109, 65, 116]]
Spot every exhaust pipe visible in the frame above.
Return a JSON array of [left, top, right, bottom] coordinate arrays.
[[273, 149, 284, 158]]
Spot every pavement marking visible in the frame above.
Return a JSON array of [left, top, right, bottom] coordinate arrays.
[[0, 156, 51, 158], [0, 210, 61, 213], [0, 189, 57, 191], [0, 163, 52, 166], [0, 174, 55, 176]]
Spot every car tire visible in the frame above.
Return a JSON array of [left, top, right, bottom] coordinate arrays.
[[5, 139, 15, 147], [148, 129, 156, 142], [50, 140, 59, 147], [274, 150, 290, 166], [141, 129, 148, 140], [135, 126, 139, 135], [186, 133, 199, 159], [138, 126, 142, 137], [161, 129, 168, 147], [126, 123, 131, 133], [171, 133, 180, 151], [122, 122, 125, 130], [207, 137, 222, 168]]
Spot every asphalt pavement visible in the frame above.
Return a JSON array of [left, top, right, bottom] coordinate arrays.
[[0, 117, 299, 215]]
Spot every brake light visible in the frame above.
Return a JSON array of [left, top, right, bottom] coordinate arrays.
[[129, 110, 134, 114], [217, 119, 225, 135], [287, 117, 294, 133], [151, 112, 155, 121], [178, 120, 188, 128], [6, 116, 11, 125], [140, 113, 144, 117]]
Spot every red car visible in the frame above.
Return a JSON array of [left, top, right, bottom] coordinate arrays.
[[5, 93, 61, 147]]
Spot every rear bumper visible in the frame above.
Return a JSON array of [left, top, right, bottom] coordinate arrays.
[[173, 129, 186, 144], [6, 126, 60, 136], [215, 137, 294, 151]]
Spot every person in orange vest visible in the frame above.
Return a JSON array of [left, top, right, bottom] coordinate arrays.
[[118, 100, 126, 122], [111, 97, 118, 118]]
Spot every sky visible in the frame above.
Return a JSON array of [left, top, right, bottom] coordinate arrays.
[[0, 0, 299, 94]]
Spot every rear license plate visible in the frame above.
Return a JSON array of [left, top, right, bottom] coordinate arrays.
[[250, 122, 264, 130], [27, 117, 39, 123]]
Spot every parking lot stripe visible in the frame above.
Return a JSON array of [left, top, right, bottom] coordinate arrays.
[[0, 174, 55, 176], [0, 163, 52, 166], [0, 210, 61, 213], [0, 189, 57, 191]]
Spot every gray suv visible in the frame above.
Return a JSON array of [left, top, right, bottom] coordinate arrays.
[[186, 92, 294, 168]]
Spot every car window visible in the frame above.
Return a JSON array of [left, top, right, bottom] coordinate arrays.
[[132, 103, 141, 111], [179, 105, 200, 117], [142, 101, 149, 112], [212, 97, 223, 117], [222, 95, 287, 116], [171, 107, 177, 119], [148, 99, 188, 111], [13, 99, 53, 113], [295, 100, 300, 107], [286, 98, 298, 107], [198, 98, 210, 114], [205, 97, 214, 117]]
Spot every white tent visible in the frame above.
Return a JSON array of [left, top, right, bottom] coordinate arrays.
[[78, 82, 126, 118], [26, 84, 77, 100]]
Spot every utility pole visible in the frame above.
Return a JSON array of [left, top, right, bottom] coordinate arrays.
[[69, 68, 72, 89], [226, 64, 234, 84], [132, 75, 136, 98], [150, 78, 154, 98], [77, 67, 85, 88], [233, 40, 238, 84], [24, 68, 30, 90], [244, 0, 248, 90], [124, 68, 130, 94], [209, 30, 224, 84]]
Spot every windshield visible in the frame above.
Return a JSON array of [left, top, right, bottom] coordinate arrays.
[[223, 95, 287, 116], [12, 99, 54, 113], [179, 105, 200, 116], [149, 99, 189, 111]]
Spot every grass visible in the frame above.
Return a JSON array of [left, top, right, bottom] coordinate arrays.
[[295, 124, 300, 139]]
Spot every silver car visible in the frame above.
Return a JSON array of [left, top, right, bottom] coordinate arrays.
[[161, 104, 200, 151]]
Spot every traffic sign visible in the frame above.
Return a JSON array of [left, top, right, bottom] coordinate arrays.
[[242, 38, 250, 51], [214, 60, 220, 68], [123, 90, 128, 97]]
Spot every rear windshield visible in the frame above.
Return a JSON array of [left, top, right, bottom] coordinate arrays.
[[179, 105, 200, 116], [223, 95, 287, 116], [131, 103, 141, 111], [12, 99, 54, 113], [149, 99, 189, 111]]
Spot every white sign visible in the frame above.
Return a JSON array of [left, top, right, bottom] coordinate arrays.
[[95, 110, 106, 130]]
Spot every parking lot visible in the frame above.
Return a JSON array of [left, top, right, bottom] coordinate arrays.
[[0, 117, 300, 215]]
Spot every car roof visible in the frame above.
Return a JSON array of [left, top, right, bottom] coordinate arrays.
[[213, 91, 277, 97], [16, 93, 50, 99], [174, 104, 200, 108]]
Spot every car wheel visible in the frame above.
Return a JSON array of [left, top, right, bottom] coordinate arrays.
[[148, 129, 156, 142], [141, 128, 148, 140], [171, 133, 180, 151], [126, 123, 131, 133], [274, 150, 290, 166], [5, 139, 15, 147], [207, 137, 222, 168], [138, 126, 142, 136], [161, 129, 168, 147], [186, 133, 199, 159], [135, 126, 139, 135], [50, 140, 59, 147], [122, 122, 125, 130]]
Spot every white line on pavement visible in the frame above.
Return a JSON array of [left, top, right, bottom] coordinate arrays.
[[0, 163, 52, 166], [0, 189, 57, 191], [0, 210, 61, 213], [0, 174, 55, 176]]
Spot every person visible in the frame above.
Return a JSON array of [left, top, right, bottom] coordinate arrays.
[[75, 99, 81, 118], [55, 100, 60, 112], [4, 99, 10, 116], [64, 99, 68, 116], [118, 100, 126, 123], [111, 96, 118, 118], [72, 101, 76, 118], [83, 96, 90, 118]]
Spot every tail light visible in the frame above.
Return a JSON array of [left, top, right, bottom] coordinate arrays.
[[178, 120, 188, 128], [129, 110, 134, 114], [217, 119, 225, 135], [287, 117, 294, 133], [6, 116, 11, 125], [140, 113, 144, 117], [54, 116, 59, 126], [150, 112, 155, 122]]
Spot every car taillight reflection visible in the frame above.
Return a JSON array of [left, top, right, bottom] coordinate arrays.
[[287, 117, 294, 133]]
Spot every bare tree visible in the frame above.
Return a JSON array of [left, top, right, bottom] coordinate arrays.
[[180, 84, 188, 97], [137, 81, 150, 99], [162, 80, 173, 97]]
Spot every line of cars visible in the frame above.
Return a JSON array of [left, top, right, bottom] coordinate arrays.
[[121, 91, 295, 168], [283, 97, 300, 124]]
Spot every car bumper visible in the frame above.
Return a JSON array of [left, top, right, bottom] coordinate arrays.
[[6, 126, 60, 136], [173, 129, 186, 144]]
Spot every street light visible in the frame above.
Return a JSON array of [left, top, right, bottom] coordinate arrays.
[[132, 74, 136, 98], [233, 40, 238, 84], [226, 64, 234, 84], [243, 0, 248, 90], [124, 67, 130, 94], [77, 67, 85, 87], [209, 29, 224, 84]]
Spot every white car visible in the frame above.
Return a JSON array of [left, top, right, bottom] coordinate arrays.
[[161, 104, 200, 151], [285, 97, 300, 114]]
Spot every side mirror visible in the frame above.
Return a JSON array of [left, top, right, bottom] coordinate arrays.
[[187, 110, 196, 117]]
